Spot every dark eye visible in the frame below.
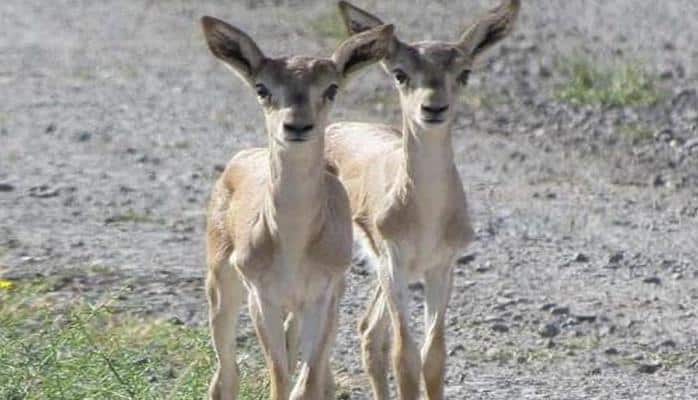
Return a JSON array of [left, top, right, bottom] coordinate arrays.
[[324, 84, 339, 102], [393, 69, 409, 85], [457, 70, 471, 86], [255, 83, 271, 100]]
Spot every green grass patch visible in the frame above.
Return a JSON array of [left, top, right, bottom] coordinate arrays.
[[0, 279, 266, 399], [556, 56, 663, 107]]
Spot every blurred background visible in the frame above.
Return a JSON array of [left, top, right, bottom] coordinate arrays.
[[1, 1, 697, 398]]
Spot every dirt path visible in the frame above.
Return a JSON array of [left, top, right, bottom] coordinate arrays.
[[2, 1, 697, 398]]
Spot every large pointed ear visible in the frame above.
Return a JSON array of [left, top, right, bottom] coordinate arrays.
[[332, 24, 394, 79], [457, 0, 520, 59], [338, 1, 385, 35], [201, 16, 265, 85]]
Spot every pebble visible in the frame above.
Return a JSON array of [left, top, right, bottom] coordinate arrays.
[[475, 263, 491, 273], [449, 344, 466, 356], [604, 347, 619, 355], [659, 339, 676, 348], [642, 276, 662, 285], [551, 306, 570, 315], [608, 252, 624, 264], [28, 185, 60, 198], [574, 314, 597, 323], [76, 131, 92, 142], [0, 183, 15, 192], [491, 323, 510, 333], [538, 323, 560, 338], [572, 252, 589, 263], [457, 253, 476, 265], [637, 362, 662, 374]]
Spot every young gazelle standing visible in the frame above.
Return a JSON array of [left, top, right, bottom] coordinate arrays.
[[326, 1, 520, 399], [201, 16, 393, 400]]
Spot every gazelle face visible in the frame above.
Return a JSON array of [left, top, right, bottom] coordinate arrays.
[[384, 41, 473, 128], [253, 57, 340, 144], [201, 16, 394, 146], [338, 0, 520, 131]]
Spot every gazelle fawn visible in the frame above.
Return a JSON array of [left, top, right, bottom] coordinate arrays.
[[326, 1, 520, 399], [201, 16, 394, 400]]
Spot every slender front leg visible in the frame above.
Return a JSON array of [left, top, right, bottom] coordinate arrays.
[[358, 285, 390, 400], [284, 312, 300, 373], [248, 290, 290, 400], [290, 278, 342, 400], [207, 262, 244, 400], [378, 242, 421, 400], [421, 264, 454, 400], [323, 279, 346, 400]]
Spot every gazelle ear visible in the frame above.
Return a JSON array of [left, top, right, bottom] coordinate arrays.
[[457, 0, 520, 59], [201, 16, 266, 85], [332, 24, 394, 79], [338, 1, 385, 35]]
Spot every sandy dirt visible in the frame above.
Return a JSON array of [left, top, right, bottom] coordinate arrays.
[[1, 0, 697, 398]]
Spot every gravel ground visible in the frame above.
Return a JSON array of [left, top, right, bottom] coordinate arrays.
[[1, 0, 697, 398]]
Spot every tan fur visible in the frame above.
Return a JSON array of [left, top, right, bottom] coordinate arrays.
[[201, 16, 394, 400], [329, 2, 520, 399]]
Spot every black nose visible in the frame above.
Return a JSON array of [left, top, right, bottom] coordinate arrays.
[[283, 123, 314, 135], [421, 104, 450, 115]]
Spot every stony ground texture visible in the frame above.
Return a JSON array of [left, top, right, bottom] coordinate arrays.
[[1, 0, 697, 398]]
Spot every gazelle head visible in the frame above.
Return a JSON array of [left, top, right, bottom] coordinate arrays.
[[202, 16, 394, 146], [339, 0, 520, 130]]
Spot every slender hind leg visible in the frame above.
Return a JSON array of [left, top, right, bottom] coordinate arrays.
[[359, 285, 390, 400], [207, 256, 244, 400]]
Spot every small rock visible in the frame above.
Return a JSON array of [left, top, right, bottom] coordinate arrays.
[[457, 253, 476, 265], [642, 276, 662, 285], [29, 185, 60, 198], [0, 183, 15, 192], [45, 123, 57, 134], [449, 344, 465, 356], [608, 252, 624, 264], [684, 138, 698, 154], [637, 363, 662, 374], [574, 314, 597, 323], [654, 128, 673, 142], [604, 347, 619, 355], [491, 323, 510, 333], [652, 175, 666, 188], [213, 164, 226, 173], [167, 316, 184, 326], [76, 131, 92, 142], [538, 65, 552, 78], [572, 252, 589, 263], [551, 306, 570, 315], [659, 339, 676, 348], [539, 323, 560, 338], [540, 303, 557, 311], [475, 263, 491, 273]]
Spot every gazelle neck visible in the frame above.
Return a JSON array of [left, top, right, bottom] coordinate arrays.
[[400, 114, 456, 186], [266, 131, 325, 232]]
